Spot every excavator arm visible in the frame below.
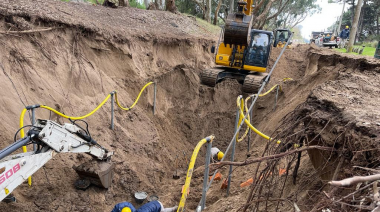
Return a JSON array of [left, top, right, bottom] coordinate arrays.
[[0, 119, 114, 202]]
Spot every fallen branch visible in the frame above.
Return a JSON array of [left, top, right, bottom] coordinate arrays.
[[0, 28, 55, 34], [330, 174, 380, 186], [353, 166, 380, 173], [211, 146, 335, 168]]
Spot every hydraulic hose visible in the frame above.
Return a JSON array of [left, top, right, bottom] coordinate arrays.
[[115, 82, 154, 111], [19, 108, 32, 186]]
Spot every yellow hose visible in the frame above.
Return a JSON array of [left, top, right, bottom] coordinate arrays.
[[260, 84, 281, 97], [236, 84, 282, 144], [16, 82, 154, 187], [236, 96, 249, 142], [115, 82, 154, 111], [177, 135, 215, 212], [238, 102, 280, 143], [19, 108, 31, 186], [282, 77, 293, 82], [40, 94, 111, 120]]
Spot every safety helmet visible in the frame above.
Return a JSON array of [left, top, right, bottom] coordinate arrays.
[[346, 26, 349, 29], [121, 207, 132, 212], [217, 151, 224, 161]]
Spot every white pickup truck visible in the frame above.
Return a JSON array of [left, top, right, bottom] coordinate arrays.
[[314, 32, 339, 48]]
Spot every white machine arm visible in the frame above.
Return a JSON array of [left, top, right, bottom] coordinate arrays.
[[0, 119, 113, 202]]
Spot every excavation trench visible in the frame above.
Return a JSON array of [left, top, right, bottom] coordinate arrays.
[[0, 1, 380, 211]]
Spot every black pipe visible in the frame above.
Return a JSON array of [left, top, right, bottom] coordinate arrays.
[[0, 136, 31, 161]]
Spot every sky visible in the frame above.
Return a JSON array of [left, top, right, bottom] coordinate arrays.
[[299, 0, 348, 39]]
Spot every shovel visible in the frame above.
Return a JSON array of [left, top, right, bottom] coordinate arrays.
[[173, 154, 180, 179]]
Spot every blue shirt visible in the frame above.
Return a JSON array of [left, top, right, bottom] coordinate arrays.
[[136, 201, 162, 212], [340, 29, 350, 39]]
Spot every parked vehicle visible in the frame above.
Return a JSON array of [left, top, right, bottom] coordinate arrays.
[[314, 32, 339, 48], [310, 31, 322, 43]]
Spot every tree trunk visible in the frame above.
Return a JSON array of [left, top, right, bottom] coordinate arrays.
[[144, 0, 149, 8], [347, 0, 363, 53], [351, 0, 355, 24], [229, 0, 234, 14], [357, 2, 365, 44], [155, 0, 164, 10], [165, 0, 177, 13], [337, 0, 345, 34], [214, 0, 223, 25], [377, 14, 379, 35], [205, 0, 211, 22]]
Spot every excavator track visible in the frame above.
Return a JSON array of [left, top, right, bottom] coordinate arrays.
[[242, 73, 268, 93], [200, 68, 223, 87]]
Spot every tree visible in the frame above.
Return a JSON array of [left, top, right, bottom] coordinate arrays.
[[262, 0, 320, 30], [213, 0, 223, 25], [347, 0, 363, 52], [144, 0, 150, 8], [205, 0, 211, 22]]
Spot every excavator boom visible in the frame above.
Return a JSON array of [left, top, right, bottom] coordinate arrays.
[[0, 119, 114, 201]]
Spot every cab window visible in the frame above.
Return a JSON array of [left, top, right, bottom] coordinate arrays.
[[245, 32, 270, 67]]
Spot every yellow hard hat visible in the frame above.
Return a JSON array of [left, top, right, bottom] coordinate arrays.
[[217, 151, 224, 161], [122, 207, 132, 212], [346, 25, 349, 29]]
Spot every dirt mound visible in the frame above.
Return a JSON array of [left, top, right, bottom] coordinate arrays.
[[0, 0, 217, 42], [202, 46, 380, 211], [1, 1, 380, 211]]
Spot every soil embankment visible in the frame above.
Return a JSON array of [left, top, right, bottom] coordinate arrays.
[[1, 1, 380, 211]]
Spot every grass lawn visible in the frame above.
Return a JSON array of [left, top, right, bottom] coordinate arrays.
[[194, 16, 221, 36], [334, 46, 376, 56]]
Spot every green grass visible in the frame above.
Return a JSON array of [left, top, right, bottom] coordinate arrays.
[[193, 16, 221, 36], [334, 46, 376, 56]]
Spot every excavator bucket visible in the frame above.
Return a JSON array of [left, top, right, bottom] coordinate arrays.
[[73, 160, 115, 189], [223, 12, 251, 46]]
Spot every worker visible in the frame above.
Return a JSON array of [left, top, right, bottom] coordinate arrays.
[[279, 32, 286, 41], [111, 200, 178, 212], [210, 147, 224, 162], [339, 26, 350, 49]]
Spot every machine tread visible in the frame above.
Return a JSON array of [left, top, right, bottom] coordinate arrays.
[[242, 73, 268, 93], [201, 68, 223, 87]]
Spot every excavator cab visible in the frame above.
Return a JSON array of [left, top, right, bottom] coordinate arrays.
[[244, 30, 272, 69], [274, 29, 292, 48]]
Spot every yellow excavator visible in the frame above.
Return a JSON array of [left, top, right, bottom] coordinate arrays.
[[273, 28, 292, 49], [201, 1, 289, 93]]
